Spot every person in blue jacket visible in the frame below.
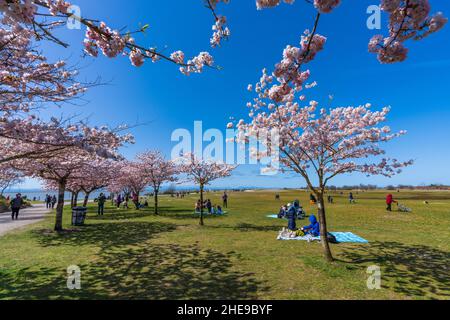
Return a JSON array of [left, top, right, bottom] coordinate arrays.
[[302, 215, 320, 237], [285, 203, 297, 231]]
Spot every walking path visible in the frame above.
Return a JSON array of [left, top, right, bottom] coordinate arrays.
[[0, 203, 53, 237]]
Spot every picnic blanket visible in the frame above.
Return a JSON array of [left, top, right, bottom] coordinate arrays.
[[277, 232, 368, 244], [267, 214, 306, 219]]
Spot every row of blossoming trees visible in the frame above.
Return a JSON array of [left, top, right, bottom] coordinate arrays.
[[105, 152, 235, 226], [41, 152, 234, 228]]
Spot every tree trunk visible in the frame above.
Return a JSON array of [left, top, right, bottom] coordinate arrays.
[[54, 180, 66, 232], [71, 192, 75, 208], [83, 192, 90, 207], [317, 192, 334, 262], [154, 190, 159, 215], [199, 184, 204, 226], [74, 191, 79, 207]]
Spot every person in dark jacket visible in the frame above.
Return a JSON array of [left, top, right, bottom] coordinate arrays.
[[302, 215, 320, 237], [286, 203, 297, 231], [10, 193, 24, 220], [98, 193, 106, 215], [349, 192, 355, 204], [51, 195, 57, 209], [222, 192, 228, 208], [45, 194, 51, 209], [206, 199, 212, 214]]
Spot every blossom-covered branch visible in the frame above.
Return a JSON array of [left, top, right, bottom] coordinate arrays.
[[0, 0, 216, 74]]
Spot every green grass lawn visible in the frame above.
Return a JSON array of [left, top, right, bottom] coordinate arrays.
[[0, 190, 449, 300]]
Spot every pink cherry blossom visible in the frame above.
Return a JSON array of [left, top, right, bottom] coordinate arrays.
[[177, 153, 235, 225]]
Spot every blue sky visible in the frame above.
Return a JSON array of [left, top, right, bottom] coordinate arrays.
[[18, 0, 450, 189]]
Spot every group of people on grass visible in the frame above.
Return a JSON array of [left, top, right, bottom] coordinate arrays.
[[278, 200, 319, 236], [114, 192, 142, 210], [194, 193, 228, 215], [100, 192, 151, 215], [195, 199, 224, 215]]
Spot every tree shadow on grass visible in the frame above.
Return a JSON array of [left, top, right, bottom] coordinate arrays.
[[0, 243, 269, 300], [340, 241, 450, 299], [86, 206, 198, 221], [233, 223, 281, 232], [87, 209, 157, 221], [33, 221, 177, 250]]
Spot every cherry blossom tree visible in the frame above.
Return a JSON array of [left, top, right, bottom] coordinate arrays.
[[108, 160, 148, 206], [234, 101, 413, 262], [214, 0, 447, 64], [0, 0, 216, 73], [10, 117, 129, 231], [178, 153, 235, 226], [72, 159, 115, 207], [0, 26, 87, 115], [11, 149, 96, 231], [0, 19, 135, 164], [3, 1, 444, 76], [137, 151, 178, 215], [0, 117, 133, 164], [0, 164, 23, 196]]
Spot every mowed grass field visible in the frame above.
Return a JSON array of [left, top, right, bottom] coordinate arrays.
[[0, 189, 449, 300]]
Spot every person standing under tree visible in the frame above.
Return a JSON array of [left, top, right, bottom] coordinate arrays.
[[10, 193, 24, 220], [51, 195, 57, 209], [98, 193, 106, 216]]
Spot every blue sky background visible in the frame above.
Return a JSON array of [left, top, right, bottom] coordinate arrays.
[[17, 0, 450, 189]]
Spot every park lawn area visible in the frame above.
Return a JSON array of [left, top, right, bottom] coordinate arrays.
[[0, 190, 449, 300]]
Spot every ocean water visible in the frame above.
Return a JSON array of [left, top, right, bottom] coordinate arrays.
[[2, 190, 105, 201]]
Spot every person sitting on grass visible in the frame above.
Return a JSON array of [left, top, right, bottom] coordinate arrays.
[[217, 206, 224, 215], [195, 200, 201, 213], [301, 215, 320, 237], [310, 193, 317, 205], [278, 205, 288, 218]]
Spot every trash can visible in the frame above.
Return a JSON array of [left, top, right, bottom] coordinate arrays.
[[72, 207, 87, 226]]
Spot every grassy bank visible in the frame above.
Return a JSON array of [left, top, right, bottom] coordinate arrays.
[[0, 190, 449, 300]]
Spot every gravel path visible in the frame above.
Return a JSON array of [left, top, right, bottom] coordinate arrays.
[[0, 203, 52, 237]]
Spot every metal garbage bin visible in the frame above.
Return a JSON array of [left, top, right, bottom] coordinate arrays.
[[72, 207, 87, 226]]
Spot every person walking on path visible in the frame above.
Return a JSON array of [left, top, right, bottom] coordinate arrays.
[[45, 194, 51, 209], [10, 193, 24, 220], [222, 192, 228, 208], [98, 193, 106, 216], [51, 195, 57, 209]]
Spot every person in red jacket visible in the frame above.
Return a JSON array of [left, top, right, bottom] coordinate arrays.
[[386, 194, 396, 211]]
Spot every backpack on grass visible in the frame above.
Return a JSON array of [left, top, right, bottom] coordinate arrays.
[[326, 233, 338, 244]]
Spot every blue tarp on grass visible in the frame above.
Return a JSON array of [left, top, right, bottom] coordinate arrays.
[[277, 232, 369, 244]]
